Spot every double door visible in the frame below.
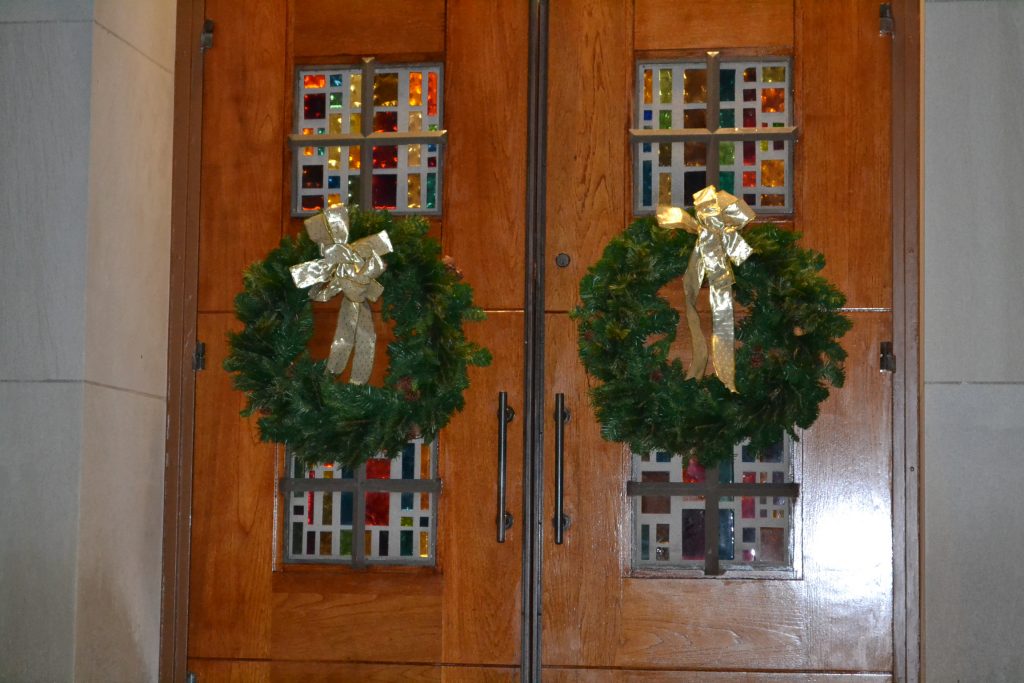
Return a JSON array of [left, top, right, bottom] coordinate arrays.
[[182, 1, 901, 680]]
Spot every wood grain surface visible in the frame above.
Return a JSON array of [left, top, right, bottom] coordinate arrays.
[[292, 0, 445, 60], [442, 0, 529, 310], [635, 0, 795, 51]]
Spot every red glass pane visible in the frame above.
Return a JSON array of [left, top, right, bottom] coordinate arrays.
[[372, 174, 397, 209], [682, 456, 705, 483], [303, 74, 326, 89], [367, 459, 391, 479], [366, 492, 389, 525], [372, 145, 398, 169], [373, 111, 398, 133], [743, 107, 756, 127]]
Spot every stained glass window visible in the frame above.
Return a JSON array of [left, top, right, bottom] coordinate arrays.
[[282, 437, 439, 566], [633, 53, 795, 214], [630, 438, 799, 576], [291, 59, 444, 216]]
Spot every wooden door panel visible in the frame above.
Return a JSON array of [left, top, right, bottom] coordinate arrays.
[[270, 662, 519, 682], [189, 313, 274, 659], [795, 1, 892, 308], [544, 0, 631, 313], [292, 0, 446, 58], [635, 0, 795, 51], [544, 671, 891, 683], [187, 659, 271, 682], [197, 0, 286, 313], [443, 0, 529, 310]]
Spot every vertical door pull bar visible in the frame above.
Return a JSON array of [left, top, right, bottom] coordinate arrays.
[[497, 391, 516, 542], [553, 393, 571, 544]]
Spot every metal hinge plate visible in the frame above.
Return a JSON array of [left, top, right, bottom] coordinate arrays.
[[200, 19, 214, 51], [193, 341, 206, 371], [879, 3, 894, 37], [880, 341, 896, 373]]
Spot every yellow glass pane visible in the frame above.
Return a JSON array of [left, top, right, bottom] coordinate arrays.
[[350, 74, 362, 108], [327, 146, 341, 170], [322, 494, 333, 523], [319, 531, 331, 555], [683, 68, 707, 104], [408, 112, 423, 132], [329, 114, 343, 135], [760, 140, 769, 152], [761, 193, 785, 207], [643, 68, 653, 104], [408, 144, 421, 167], [409, 72, 423, 106], [348, 146, 361, 170], [761, 159, 785, 187], [419, 531, 429, 558], [374, 72, 399, 106], [408, 173, 422, 209], [327, 193, 343, 207], [684, 142, 706, 167], [762, 66, 786, 83], [658, 173, 671, 205], [658, 68, 672, 104]]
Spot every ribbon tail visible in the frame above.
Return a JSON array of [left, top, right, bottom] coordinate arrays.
[[327, 298, 361, 376], [709, 281, 737, 392], [682, 249, 709, 381], [348, 302, 377, 385]]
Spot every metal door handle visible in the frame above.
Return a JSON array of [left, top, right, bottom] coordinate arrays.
[[497, 392, 515, 542], [553, 392, 571, 544]]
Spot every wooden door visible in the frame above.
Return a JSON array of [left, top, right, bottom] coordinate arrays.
[[180, 0, 907, 681], [186, 1, 528, 680], [540, 1, 897, 680]]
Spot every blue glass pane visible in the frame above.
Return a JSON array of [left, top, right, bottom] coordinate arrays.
[[719, 509, 735, 560], [402, 443, 415, 479], [642, 160, 652, 206]]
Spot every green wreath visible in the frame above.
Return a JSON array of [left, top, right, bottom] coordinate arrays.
[[573, 217, 851, 467], [225, 209, 491, 469]]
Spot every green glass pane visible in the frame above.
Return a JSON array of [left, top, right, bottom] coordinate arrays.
[[719, 109, 735, 128], [719, 142, 735, 166], [658, 110, 672, 129], [658, 68, 672, 104], [720, 68, 736, 102], [426, 173, 437, 209], [720, 171, 735, 194]]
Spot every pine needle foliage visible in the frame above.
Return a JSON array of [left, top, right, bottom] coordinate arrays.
[[572, 217, 851, 466], [224, 209, 491, 469]]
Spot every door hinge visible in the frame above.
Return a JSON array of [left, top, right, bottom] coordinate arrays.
[[880, 341, 896, 373], [879, 3, 894, 37], [193, 340, 206, 371], [199, 19, 215, 51]]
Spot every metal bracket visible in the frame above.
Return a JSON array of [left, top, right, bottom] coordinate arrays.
[[880, 341, 896, 373], [879, 3, 894, 37], [192, 341, 206, 372], [199, 19, 215, 52]]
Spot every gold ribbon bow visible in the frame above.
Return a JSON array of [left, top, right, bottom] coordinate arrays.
[[290, 207, 393, 385], [657, 186, 755, 393]]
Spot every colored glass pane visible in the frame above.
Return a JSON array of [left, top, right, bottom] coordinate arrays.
[[366, 492, 389, 525], [743, 141, 755, 165], [719, 108, 735, 128], [327, 193, 342, 208], [761, 87, 785, 113], [684, 141, 706, 167], [743, 88, 756, 102], [743, 66, 756, 82], [329, 115, 343, 135], [658, 110, 672, 129], [762, 66, 786, 83], [742, 171, 756, 188], [719, 141, 735, 165], [427, 72, 438, 115], [761, 159, 784, 187], [350, 113, 362, 132], [426, 173, 436, 209], [329, 93, 343, 110], [683, 109, 705, 129], [372, 145, 398, 168], [301, 165, 323, 188], [401, 493, 413, 511], [720, 170, 735, 194], [719, 68, 736, 102], [682, 456, 705, 484], [719, 510, 735, 560], [408, 173, 422, 209], [743, 107, 756, 127], [304, 74, 325, 89], [761, 194, 785, 207], [348, 146, 361, 170], [409, 72, 423, 106], [682, 510, 704, 560], [373, 111, 398, 133], [350, 74, 362, 107], [302, 146, 314, 157], [329, 74, 343, 87], [683, 68, 707, 103], [327, 146, 341, 170], [408, 144, 421, 167], [643, 68, 653, 104], [427, 156, 437, 168], [348, 176, 360, 204], [658, 68, 672, 103], [641, 471, 670, 514], [303, 93, 326, 119], [373, 72, 399, 106], [642, 160, 652, 206], [419, 531, 429, 557], [761, 527, 786, 563], [658, 173, 671, 205], [658, 142, 671, 166], [301, 195, 323, 211], [408, 111, 423, 131], [327, 175, 341, 189], [372, 174, 397, 209], [641, 525, 650, 560], [683, 171, 706, 202]]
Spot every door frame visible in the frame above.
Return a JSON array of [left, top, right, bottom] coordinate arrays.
[[158, 2, 923, 681]]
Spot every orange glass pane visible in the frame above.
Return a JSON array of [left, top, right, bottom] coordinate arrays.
[[643, 68, 653, 104], [742, 171, 756, 187], [760, 193, 786, 207], [373, 72, 399, 106], [683, 68, 707, 104], [761, 159, 785, 187], [427, 72, 438, 116], [348, 146, 361, 170], [327, 193, 343, 208], [409, 72, 423, 106], [303, 74, 325, 89], [761, 88, 785, 113], [683, 109, 706, 129], [684, 142, 706, 167]]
